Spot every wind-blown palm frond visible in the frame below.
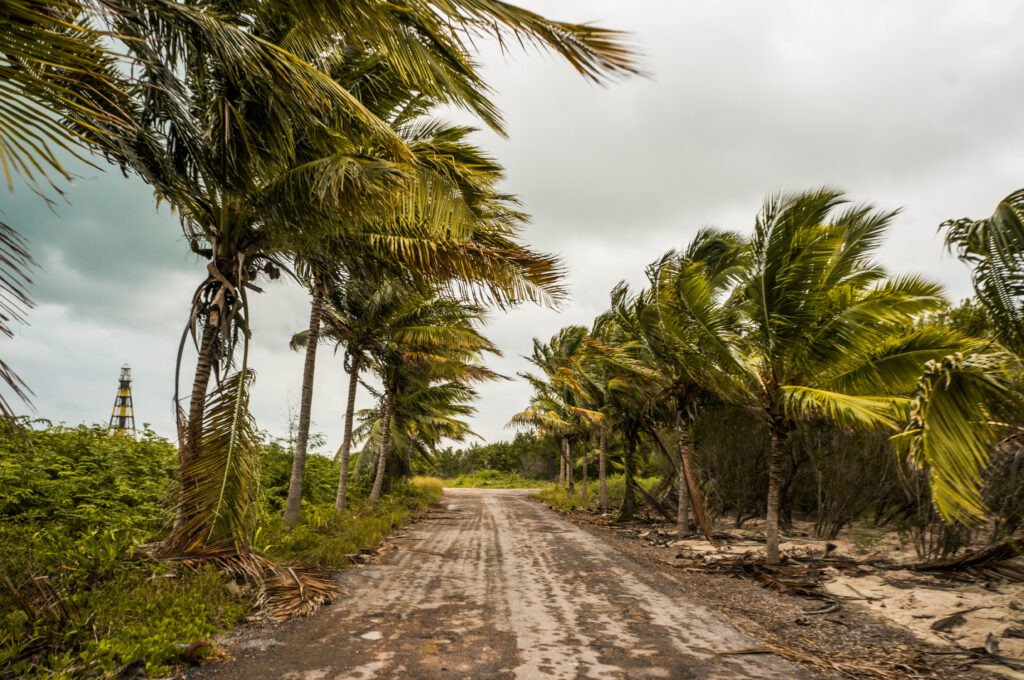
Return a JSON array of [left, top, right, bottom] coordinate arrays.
[[943, 189, 1024, 354], [0, 221, 36, 419], [0, 0, 136, 191], [780, 386, 901, 431], [166, 370, 259, 554], [893, 353, 1023, 523], [281, 0, 640, 134]]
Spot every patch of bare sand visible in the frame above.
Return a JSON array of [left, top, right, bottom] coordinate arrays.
[[572, 512, 1023, 678]]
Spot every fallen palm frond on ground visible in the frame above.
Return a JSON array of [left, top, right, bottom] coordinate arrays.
[[144, 549, 340, 621], [717, 630, 940, 680], [911, 539, 1024, 581]]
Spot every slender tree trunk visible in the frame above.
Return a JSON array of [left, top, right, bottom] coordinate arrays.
[[617, 433, 637, 521], [284, 284, 324, 526], [599, 426, 608, 510], [766, 428, 786, 565], [563, 437, 575, 493], [557, 441, 565, 485], [582, 438, 589, 500], [333, 356, 361, 511], [676, 410, 691, 536], [368, 390, 394, 504], [175, 320, 218, 531]]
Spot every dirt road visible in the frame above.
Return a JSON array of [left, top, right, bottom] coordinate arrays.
[[198, 489, 811, 679]]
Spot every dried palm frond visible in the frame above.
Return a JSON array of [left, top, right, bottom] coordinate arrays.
[[750, 567, 826, 598], [151, 549, 340, 621], [912, 539, 1024, 581]]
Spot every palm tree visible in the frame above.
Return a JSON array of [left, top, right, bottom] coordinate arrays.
[[602, 284, 665, 521], [669, 189, 967, 563], [282, 264, 334, 526], [641, 229, 747, 536], [515, 327, 593, 491], [362, 290, 500, 503], [281, 103, 565, 523], [354, 379, 480, 484]]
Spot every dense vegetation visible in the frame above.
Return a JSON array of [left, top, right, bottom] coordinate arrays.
[[0, 423, 441, 677], [423, 431, 558, 480]]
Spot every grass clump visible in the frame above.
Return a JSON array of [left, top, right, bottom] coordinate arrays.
[[530, 486, 595, 511], [260, 479, 443, 568], [410, 475, 445, 494], [529, 474, 662, 513], [443, 469, 549, 488]]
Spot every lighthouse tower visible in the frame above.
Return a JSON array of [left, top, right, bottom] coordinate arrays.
[[108, 364, 136, 438]]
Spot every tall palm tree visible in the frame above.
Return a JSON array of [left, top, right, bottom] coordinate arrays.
[[516, 327, 593, 490], [282, 105, 563, 524]]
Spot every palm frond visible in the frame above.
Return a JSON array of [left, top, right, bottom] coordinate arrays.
[[892, 353, 1022, 524], [780, 385, 902, 432], [166, 370, 259, 554], [943, 189, 1024, 354]]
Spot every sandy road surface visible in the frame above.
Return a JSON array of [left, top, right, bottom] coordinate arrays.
[[197, 489, 811, 679]]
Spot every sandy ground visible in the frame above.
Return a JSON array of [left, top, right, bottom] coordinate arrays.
[[566, 513, 1020, 679], [624, 516, 1024, 666], [192, 489, 810, 679]]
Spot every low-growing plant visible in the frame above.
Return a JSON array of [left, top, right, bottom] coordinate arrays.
[[261, 481, 443, 567], [443, 470, 549, 488], [530, 486, 595, 511], [0, 424, 444, 677]]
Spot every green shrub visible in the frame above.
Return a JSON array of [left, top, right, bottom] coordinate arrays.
[[260, 480, 443, 568], [530, 486, 595, 511], [258, 444, 341, 512], [0, 422, 176, 539], [0, 424, 442, 678]]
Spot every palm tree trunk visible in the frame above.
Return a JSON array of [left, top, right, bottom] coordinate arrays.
[[368, 390, 394, 504], [175, 320, 217, 530], [766, 428, 786, 564], [582, 438, 589, 499], [284, 283, 324, 526], [333, 356, 361, 511], [617, 432, 637, 521], [598, 426, 608, 510], [563, 437, 574, 493], [676, 410, 690, 536], [557, 441, 564, 485]]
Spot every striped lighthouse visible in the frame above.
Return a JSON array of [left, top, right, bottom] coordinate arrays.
[[108, 364, 136, 438]]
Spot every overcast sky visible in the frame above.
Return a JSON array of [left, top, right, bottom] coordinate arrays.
[[4, 1, 1024, 452]]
